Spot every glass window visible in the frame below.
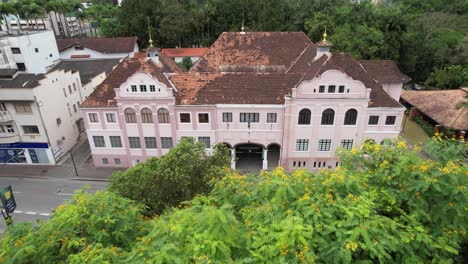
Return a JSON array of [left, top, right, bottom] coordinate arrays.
[[161, 137, 173, 149], [318, 139, 332, 151], [89, 113, 98, 123], [102, 158, 109, 164], [73, 104, 77, 113], [298, 109, 311, 125], [158, 108, 170, 123], [16, 63, 26, 71], [341, 139, 353, 150], [319, 85, 325, 93], [93, 136, 105, 147], [198, 113, 209, 123], [385, 116, 396, 125], [198, 136, 211, 149], [106, 113, 116, 123], [63, 88, 67, 97], [22, 125, 39, 134], [68, 85, 72, 94], [368, 115, 379, 125], [11, 47, 21, 54], [131, 85, 137, 92], [344, 109, 358, 125], [180, 113, 191, 123], [128, 137, 141, 149], [73, 83, 76, 91], [338, 85, 345, 93], [145, 137, 157, 149], [0, 102, 6, 111], [114, 158, 121, 165], [149, 85, 156, 92], [140, 85, 147, 92], [124, 108, 137, 123], [222, 112, 232, 122], [328, 85, 336, 93], [15, 103, 32, 113], [6, 125, 15, 133], [267, 113, 277, 123], [141, 108, 153, 123], [240, 113, 259, 123], [110, 136, 122, 148], [321, 109, 335, 125], [296, 139, 309, 151]]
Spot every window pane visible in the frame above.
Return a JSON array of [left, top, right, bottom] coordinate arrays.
[[145, 137, 157, 148], [328, 85, 336, 93], [385, 116, 396, 125], [338, 85, 345, 93], [158, 108, 170, 123], [344, 109, 357, 125], [198, 136, 210, 148], [340, 139, 353, 150], [93, 136, 105, 147], [110, 136, 122, 148], [161, 137, 173, 149], [317, 139, 332, 151], [114, 158, 121, 165], [296, 139, 309, 151], [319, 85, 325, 93], [180, 113, 191, 123], [128, 137, 141, 148], [240, 113, 259, 123], [222, 112, 232, 122], [106, 113, 116, 123], [150, 85, 156, 92], [131, 85, 137, 92], [267, 113, 277, 123], [124, 108, 137, 123], [298, 109, 311, 125], [140, 85, 147, 92], [22, 125, 39, 134], [321, 109, 335, 125], [368, 115, 379, 125], [89, 113, 98, 123], [198, 113, 209, 123], [141, 108, 153, 123]]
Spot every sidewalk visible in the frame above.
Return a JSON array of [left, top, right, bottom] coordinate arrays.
[[0, 140, 123, 181]]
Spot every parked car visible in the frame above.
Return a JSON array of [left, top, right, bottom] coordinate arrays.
[[411, 84, 422, 90]]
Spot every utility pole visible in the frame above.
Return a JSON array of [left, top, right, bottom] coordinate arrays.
[[69, 150, 79, 177]]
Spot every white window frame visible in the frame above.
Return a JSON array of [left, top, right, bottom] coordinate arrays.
[[179, 112, 191, 123], [105, 112, 117, 124], [296, 139, 309, 152], [384, 115, 397, 126], [198, 113, 210, 124], [368, 115, 380, 126], [222, 112, 233, 123], [267, 113, 277, 123], [88, 113, 99, 123], [317, 139, 332, 152]]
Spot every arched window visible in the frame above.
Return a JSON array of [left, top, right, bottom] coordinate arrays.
[[141, 108, 153, 123], [298, 109, 311, 125], [124, 108, 136, 123], [344, 109, 358, 125], [321, 108, 335, 125], [157, 108, 170, 123]]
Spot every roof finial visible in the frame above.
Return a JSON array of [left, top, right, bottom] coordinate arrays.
[[147, 16, 154, 48], [323, 26, 328, 42], [241, 20, 245, 34]]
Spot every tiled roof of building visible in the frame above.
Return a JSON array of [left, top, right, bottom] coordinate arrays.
[[189, 58, 216, 73], [171, 73, 302, 105], [158, 53, 184, 74], [360, 60, 411, 83], [0, 73, 45, 88], [80, 57, 180, 107], [56, 37, 138, 53], [401, 89, 468, 131], [54, 59, 120, 85], [161, 48, 209, 58], [198, 32, 313, 72]]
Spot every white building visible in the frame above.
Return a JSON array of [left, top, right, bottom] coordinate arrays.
[[0, 58, 119, 165], [57, 37, 139, 60], [0, 31, 60, 74]]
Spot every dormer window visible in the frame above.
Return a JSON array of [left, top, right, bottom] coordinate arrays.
[[328, 85, 336, 93], [150, 85, 156, 92], [131, 85, 137, 92], [319, 85, 325, 93], [339, 85, 345, 93], [140, 85, 147, 92], [74, 46, 84, 50]]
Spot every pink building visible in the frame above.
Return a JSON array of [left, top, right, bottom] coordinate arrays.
[[80, 32, 410, 171]]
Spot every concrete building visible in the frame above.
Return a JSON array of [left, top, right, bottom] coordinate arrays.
[[161, 48, 208, 63], [80, 32, 410, 171], [0, 31, 60, 74], [0, 59, 119, 165], [56, 37, 139, 60]]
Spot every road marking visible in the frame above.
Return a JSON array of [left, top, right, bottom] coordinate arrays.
[[12, 211, 51, 216], [15, 210, 23, 213], [25, 211, 37, 215], [39, 213, 50, 216], [13, 191, 21, 194], [57, 193, 74, 196]]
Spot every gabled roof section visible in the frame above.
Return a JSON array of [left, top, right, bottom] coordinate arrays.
[[198, 32, 313, 73], [171, 73, 302, 105], [189, 58, 216, 73], [158, 53, 183, 73], [401, 89, 467, 130], [54, 59, 120, 85], [56, 37, 138, 53], [162, 48, 209, 58], [81, 58, 176, 108], [360, 60, 411, 83]]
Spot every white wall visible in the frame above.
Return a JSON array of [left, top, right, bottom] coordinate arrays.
[[59, 42, 138, 60]]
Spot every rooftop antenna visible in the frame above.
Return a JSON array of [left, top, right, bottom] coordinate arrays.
[[240, 0, 246, 34], [322, 26, 328, 41], [147, 16, 154, 48]]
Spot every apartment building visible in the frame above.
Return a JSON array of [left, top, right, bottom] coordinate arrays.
[[80, 31, 410, 171]]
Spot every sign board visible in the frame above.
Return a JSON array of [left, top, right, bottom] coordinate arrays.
[[0, 142, 48, 149], [0, 185, 16, 214]]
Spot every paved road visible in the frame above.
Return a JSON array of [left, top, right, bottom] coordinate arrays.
[[0, 176, 108, 234]]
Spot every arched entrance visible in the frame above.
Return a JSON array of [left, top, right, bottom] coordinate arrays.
[[267, 144, 281, 170], [235, 143, 264, 172]]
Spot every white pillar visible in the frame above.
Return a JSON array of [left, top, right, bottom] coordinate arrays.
[[230, 148, 236, 170], [262, 148, 268, 170]]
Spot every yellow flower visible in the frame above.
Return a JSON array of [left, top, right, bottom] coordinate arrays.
[[345, 241, 358, 251], [396, 141, 406, 149]]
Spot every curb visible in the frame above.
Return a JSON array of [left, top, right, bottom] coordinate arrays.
[[71, 178, 109, 182]]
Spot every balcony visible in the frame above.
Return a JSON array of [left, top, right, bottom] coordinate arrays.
[[0, 111, 13, 122], [0, 133, 20, 144]]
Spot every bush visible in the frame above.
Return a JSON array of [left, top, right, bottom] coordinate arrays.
[[413, 116, 435, 136], [425, 65, 468, 89], [424, 132, 467, 164], [108, 137, 230, 215]]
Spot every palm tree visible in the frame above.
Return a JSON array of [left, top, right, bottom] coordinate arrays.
[[0, 2, 16, 31], [25, 3, 46, 30], [41, 0, 59, 36]]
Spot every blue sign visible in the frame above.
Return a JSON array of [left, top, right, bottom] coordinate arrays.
[[0, 149, 26, 163], [0, 142, 48, 149]]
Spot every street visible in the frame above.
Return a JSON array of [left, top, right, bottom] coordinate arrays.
[[0, 176, 108, 234]]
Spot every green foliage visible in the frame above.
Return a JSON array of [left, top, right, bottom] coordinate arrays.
[[425, 65, 468, 89], [126, 140, 467, 263], [413, 116, 435, 136], [109, 137, 230, 216], [424, 133, 467, 164], [0, 190, 147, 263]]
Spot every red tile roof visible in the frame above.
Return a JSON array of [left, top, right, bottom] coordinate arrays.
[[360, 60, 411, 83], [56, 37, 138, 53], [401, 89, 468, 130], [161, 48, 209, 58]]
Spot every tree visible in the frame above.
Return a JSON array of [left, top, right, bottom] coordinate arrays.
[[0, 2, 16, 31], [108, 137, 230, 215], [424, 65, 468, 89], [424, 132, 467, 163], [0, 190, 148, 263]]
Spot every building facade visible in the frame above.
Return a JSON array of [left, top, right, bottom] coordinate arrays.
[[161, 48, 209, 63], [81, 32, 410, 171], [56, 37, 139, 60]]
